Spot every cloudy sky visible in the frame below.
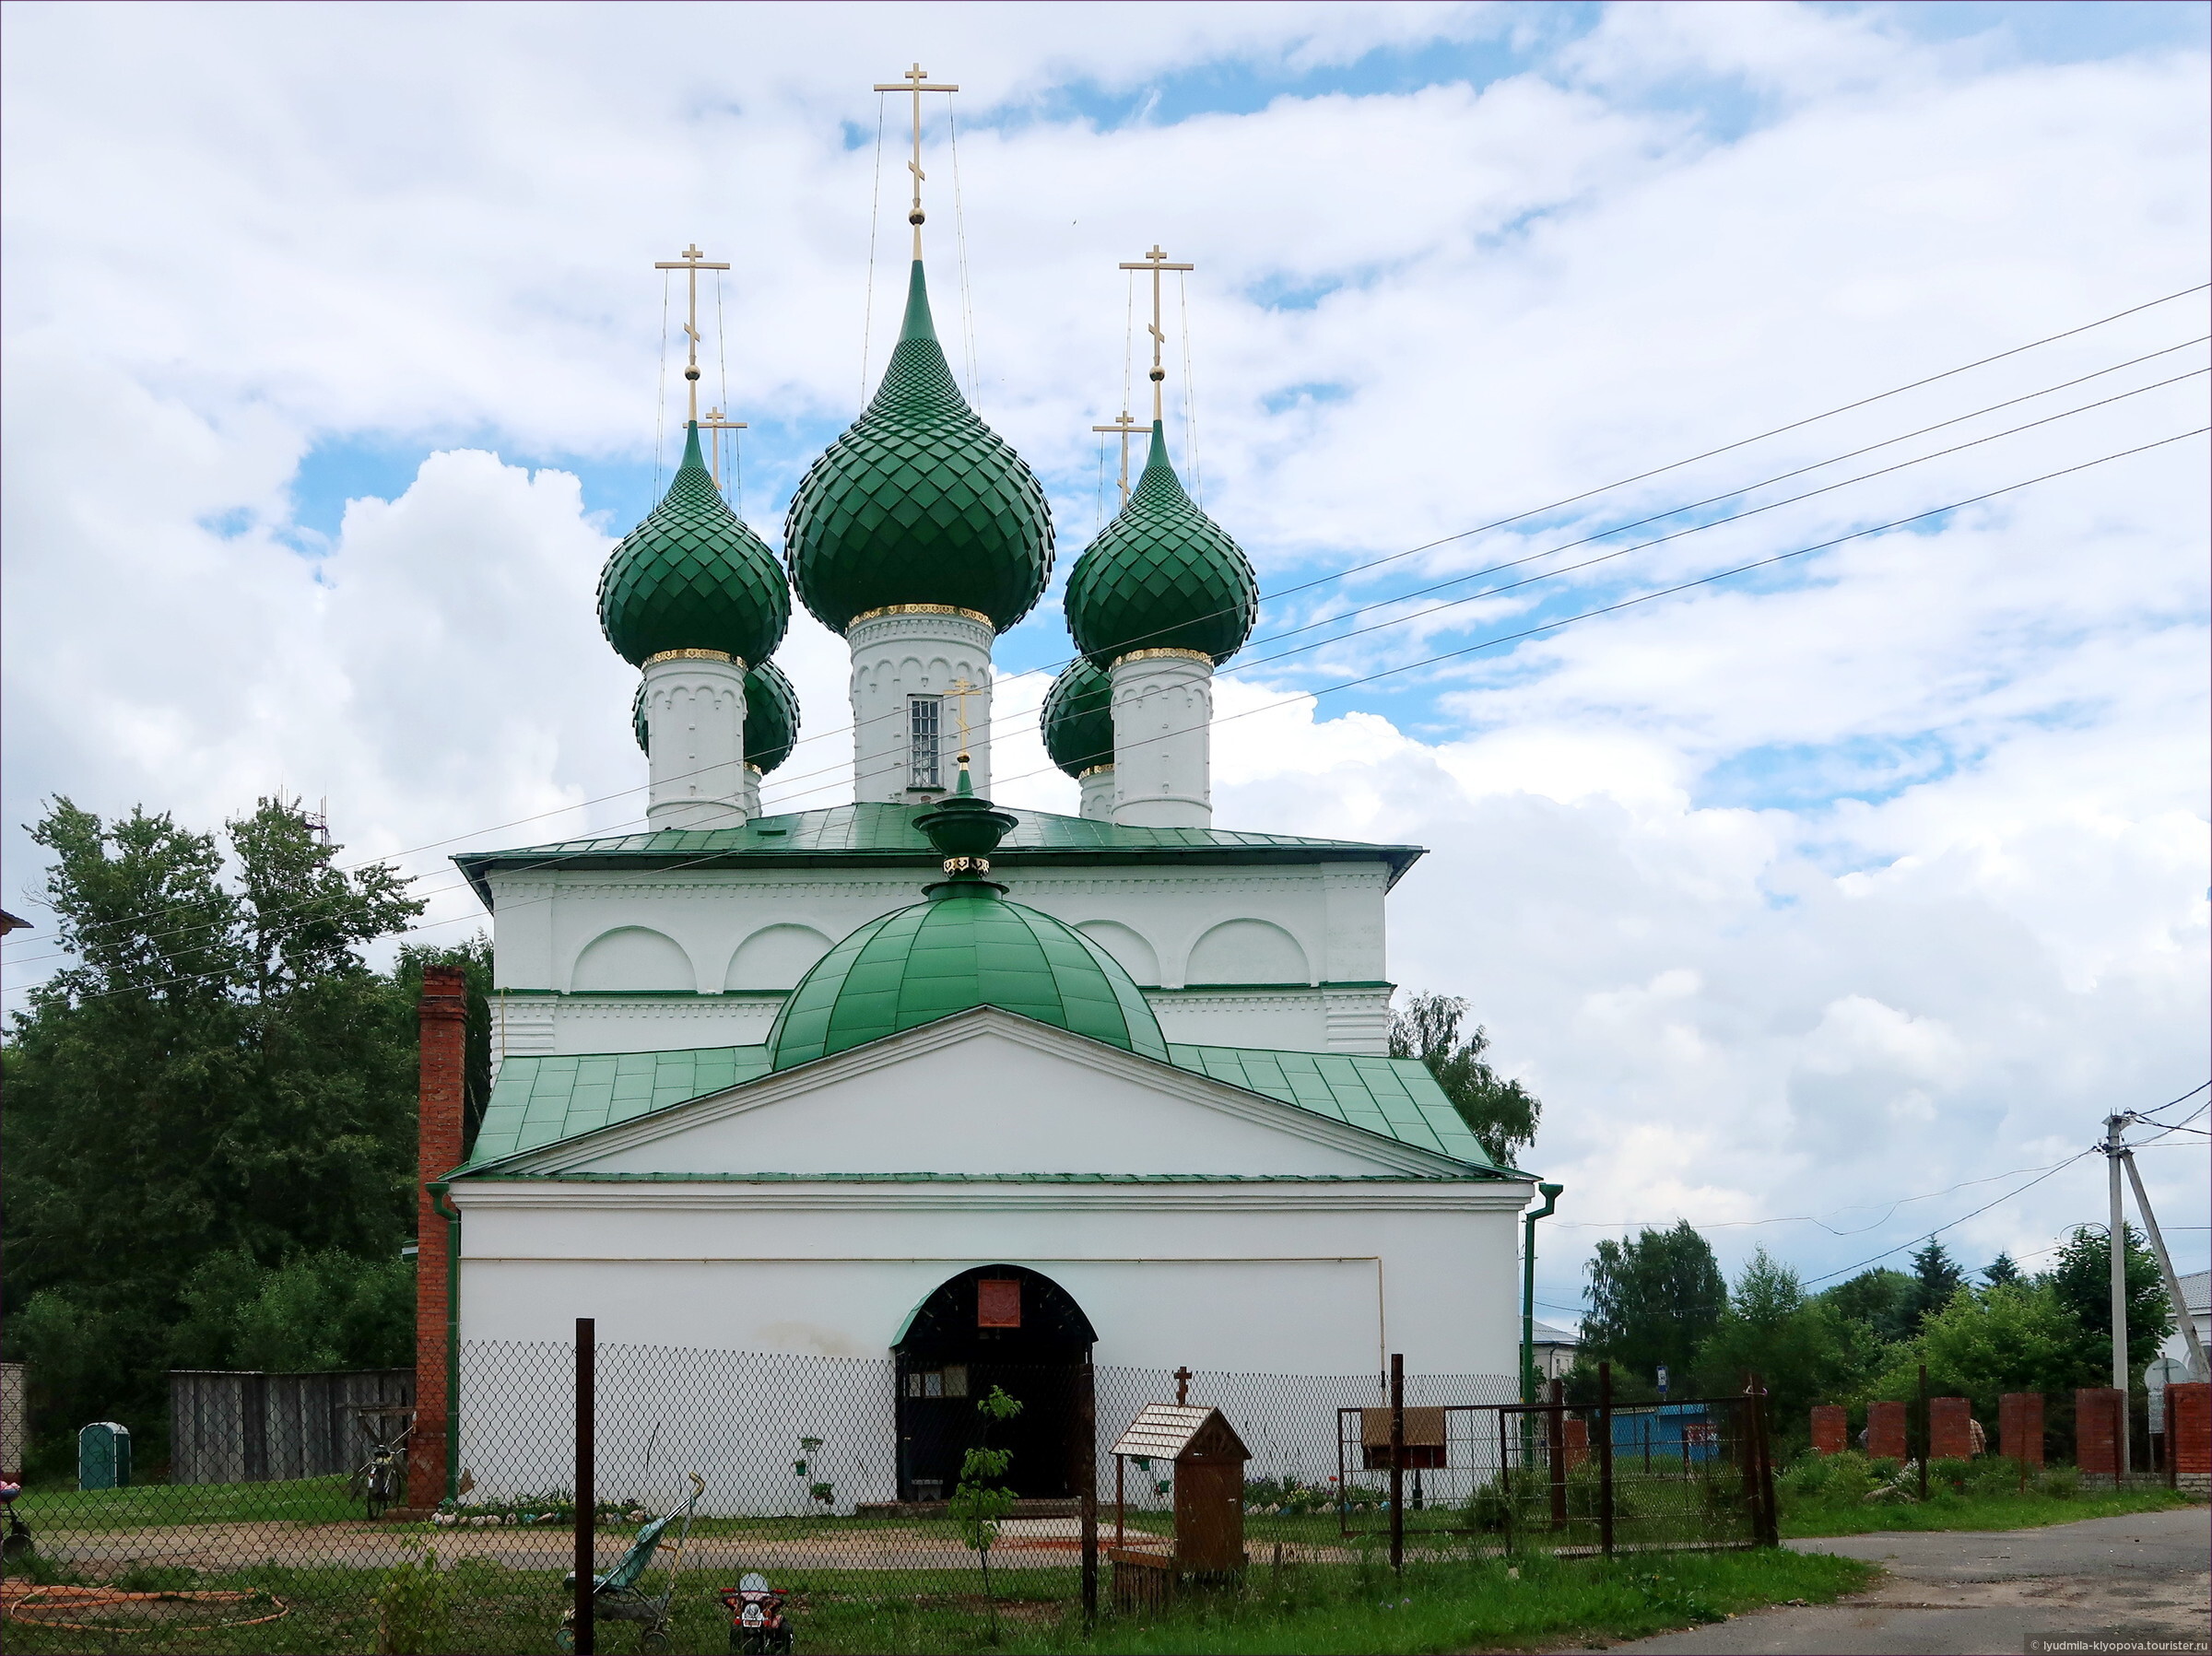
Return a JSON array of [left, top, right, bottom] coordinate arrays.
[[5, 1, 2206, 1321]]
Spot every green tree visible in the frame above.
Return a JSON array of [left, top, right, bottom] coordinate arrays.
[[1, 795, 432, 1461], [1902, 1240, 1966, 1333], [1696, 1250, 1881, 1446], [1982, 1251, 2022, 1289], [1818, 1268, 1917, 1345], [1866, 1280, 2096, 1418], [2045, 1224, 2171, 1379], [948, 1385, 1024, 1638], [1388, 992, 1540, 1166], [1582, 1221, 1727, 1389]]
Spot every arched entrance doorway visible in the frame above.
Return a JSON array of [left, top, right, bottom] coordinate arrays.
[[893, 1264, 1096, 1503]]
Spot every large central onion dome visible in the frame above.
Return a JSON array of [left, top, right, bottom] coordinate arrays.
[[767, 773, 1167, 1070], [1041, 658, 1113, 779], [1065, 421, 1256, 668], [599, 423, 790, 668], [783, 263, 1053, 635], [632, 659, 801, 775]]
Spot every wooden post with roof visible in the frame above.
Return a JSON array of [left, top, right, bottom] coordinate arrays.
[[1107, 1396, 1249, 1609]]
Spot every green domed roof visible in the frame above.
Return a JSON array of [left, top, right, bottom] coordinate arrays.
[[766, 774, 1166, 1071], [630, 658, 801, 775], [1065, 421, 1256, 669], [783, 262, 1053, 635], [1041, 658, 1113, 779], [599, 423, 790, 668]]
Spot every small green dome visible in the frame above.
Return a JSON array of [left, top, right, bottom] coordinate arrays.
[[631, 659, 801, 775], [1041, 659, 1113, 779], [783, 262, 1053, 635], [599, 423, 790, 668], [766, 774, 1166, 1071], [1065, 421, 1256, 668]]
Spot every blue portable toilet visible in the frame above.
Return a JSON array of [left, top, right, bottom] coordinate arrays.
[[78, 1421, 132, 1490]]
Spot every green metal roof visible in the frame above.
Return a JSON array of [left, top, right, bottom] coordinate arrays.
[[783, 261, 1053, 634], [632, 659, 801, 775], [1066, 421, 1257, 668], [598, 422, 790, 668], [1041, 658, 1114, 779], [457, 1034, 1504, 1176], [768, 884, 1169, 1070], [454, 801, 1422, 908]]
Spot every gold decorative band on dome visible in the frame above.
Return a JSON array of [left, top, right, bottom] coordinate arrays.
[[1109, 646, 1212, 671], [942, 856, 991, 875], [847, 604, 994, 630], [642, 648, 741, 668], [1077, 763, 1115, 779]]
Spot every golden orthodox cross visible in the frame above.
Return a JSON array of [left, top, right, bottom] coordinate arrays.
[[872, 63, 959, 259], [698, 406, 748, 492], [1090, 409, 1141, 505], [1118, 244, 1194, 422], [947, 674, 984, 769], [653, 242, 731, 424]]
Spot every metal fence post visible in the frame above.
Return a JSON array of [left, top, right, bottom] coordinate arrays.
[[575, 1317, 595, 1656], [1750, 1372, 1779, 1547], [1388, 1353, 1405, 1575], [1597, 1361, 1615, 1558], [1546, 1378, 1568, 1532], [1917, 1363, 1930, 1503], [1078, 1356, 1099, 1626]]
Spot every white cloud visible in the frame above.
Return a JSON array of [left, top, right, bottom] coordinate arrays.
[[4, 3, 2205, 1297]]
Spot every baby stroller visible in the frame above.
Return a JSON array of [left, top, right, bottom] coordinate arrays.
[[555, 1474, 704, 1653]]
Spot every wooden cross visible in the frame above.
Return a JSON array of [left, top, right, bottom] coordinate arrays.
[[1174, 1367, 1193, 1406], [872, 63, 959, 258], [1118, 245, 1194, 421], [653, 242, 731, 424], [1090, 409, 1141, 505]]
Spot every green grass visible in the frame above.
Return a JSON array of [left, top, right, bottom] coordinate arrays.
[[0, 1550, 1876, 1654], [10, 1475, 360, 1530]]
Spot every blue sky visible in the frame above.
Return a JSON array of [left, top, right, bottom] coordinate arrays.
[[6, 0, 2206, 1315]]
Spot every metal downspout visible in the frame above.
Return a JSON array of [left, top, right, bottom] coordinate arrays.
[[429, 1180, 462, 1502], [1522, 1182, 1563, 1404]]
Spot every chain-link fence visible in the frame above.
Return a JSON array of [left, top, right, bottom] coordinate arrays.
[[1, 1343, 1772, 1653]]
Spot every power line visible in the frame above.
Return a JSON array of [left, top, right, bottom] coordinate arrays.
[[1803, 1153, 2099, 1286], [35, 428, 2203, 1005], [13, 291, 2204, 965]]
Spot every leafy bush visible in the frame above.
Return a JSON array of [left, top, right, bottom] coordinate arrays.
[[374, 1550, 453, 1655]]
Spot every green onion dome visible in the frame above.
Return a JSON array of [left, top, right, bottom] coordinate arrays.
[[1065, 421, 1256, 669], [767, 773, 1167, 1071], [598, 422, 790, 668], [630, 659, 801, 775], [783, 262, 1053, 635], [1041, 658, 1114, 779]]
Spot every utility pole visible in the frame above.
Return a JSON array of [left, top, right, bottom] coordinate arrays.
[[2104, 1112, 2131, 1474]]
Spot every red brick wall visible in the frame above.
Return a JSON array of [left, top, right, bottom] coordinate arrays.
[[1810, 1405, 1848, 1456], [1999, 1392, 2044, 1467], [1563, 1416, 1589, 1471], [2170, 1381, 2210, 1476], [2076, 1387, 2124, 1477], [409, 965, 468, 1510], [1929, 1396, 1974, 1462], [1866, 1399, 1908, 1462]]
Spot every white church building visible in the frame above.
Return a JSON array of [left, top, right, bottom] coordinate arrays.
[[431, 229, 1538, 1507]]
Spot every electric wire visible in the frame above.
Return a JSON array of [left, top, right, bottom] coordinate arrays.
[[32, 429, 2200, 1003], [859, 94, 886, 403], [10, 303, 2205, 967]]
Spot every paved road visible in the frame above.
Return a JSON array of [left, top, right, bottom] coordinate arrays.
[[1571, 1506, 2210, 1654]]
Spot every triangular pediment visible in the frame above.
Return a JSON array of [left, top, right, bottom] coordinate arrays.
[[477, 1008, 1474, 1180]]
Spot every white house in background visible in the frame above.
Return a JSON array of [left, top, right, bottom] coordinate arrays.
[[427, 222, 1537, 1509], [1530, 1319, 1581, 1383], [2165, 1270, 2209, 1371]]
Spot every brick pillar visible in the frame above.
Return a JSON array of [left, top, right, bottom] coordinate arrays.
[[1866, 1400, 1908, 1461], [1809, 1405, 1848, 1456], [2076, 1387, 2124, 1478], [1928, 1397, 1974, 1462], [409, 964, 468, 1510], [2170, 1382, 2210, 1477], [1999, 1392, 2044, 1467], [1563, 1416, 1589, 1471]]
